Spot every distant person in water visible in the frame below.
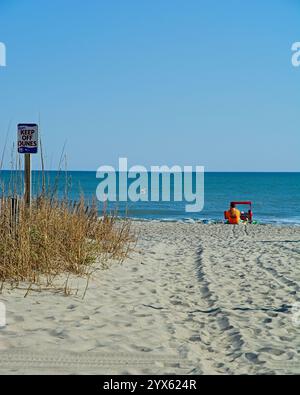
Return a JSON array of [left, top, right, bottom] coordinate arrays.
[[225, 203, 241, 224]]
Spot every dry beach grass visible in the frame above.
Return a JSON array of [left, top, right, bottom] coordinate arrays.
[[0, 138, 135, 293], [0, 176, 135, 294]]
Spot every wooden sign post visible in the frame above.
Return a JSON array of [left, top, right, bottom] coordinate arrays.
[[24, 153, 31, 206], [17, 124, 39, 207]]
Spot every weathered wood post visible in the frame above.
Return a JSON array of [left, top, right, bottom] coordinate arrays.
[[24, 153, 31, 207]]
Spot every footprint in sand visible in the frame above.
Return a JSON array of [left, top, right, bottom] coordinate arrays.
[[50, 327, 68, 339], [131, 345, 153, 353], [245, 352, 264, 364], [258, 347, 284, 356]]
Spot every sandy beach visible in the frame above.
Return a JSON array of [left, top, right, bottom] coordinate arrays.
[[0, 221, 299, 375]]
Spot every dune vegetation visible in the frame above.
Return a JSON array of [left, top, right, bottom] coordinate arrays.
[[0, 147, 135, 296]]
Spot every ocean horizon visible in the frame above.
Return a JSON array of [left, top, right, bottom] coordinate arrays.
[[1, 171, 300, 225]]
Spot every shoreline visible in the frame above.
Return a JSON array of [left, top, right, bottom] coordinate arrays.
[[0, 221, 299, 374], [124, 217, 300, 227]]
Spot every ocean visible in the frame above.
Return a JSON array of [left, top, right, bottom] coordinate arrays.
[[1, 171, 300, 225]]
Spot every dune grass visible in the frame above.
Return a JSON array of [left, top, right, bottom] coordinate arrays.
[[0, 196, 134, 292], [0, 146, 135, 295]]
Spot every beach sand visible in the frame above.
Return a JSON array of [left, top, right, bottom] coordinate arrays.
[[0, 222, 299, 374]]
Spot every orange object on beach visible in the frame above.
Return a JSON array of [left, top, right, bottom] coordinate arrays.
[[224, 201, 253, 224], [225, 207, 241, 224]]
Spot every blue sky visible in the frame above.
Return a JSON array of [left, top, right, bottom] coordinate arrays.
[[0, 0, 299, 171]]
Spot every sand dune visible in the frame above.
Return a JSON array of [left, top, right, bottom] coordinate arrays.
[[0, 222, 299, 374]]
